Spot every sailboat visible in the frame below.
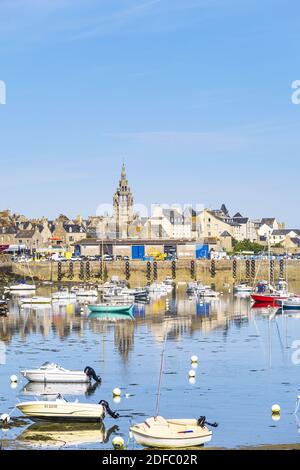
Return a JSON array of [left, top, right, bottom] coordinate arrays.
[[130, 322, 217, 448], [251, 239, 290, 305]]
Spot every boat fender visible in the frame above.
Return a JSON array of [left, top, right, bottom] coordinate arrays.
[[99, 400, 120, 419], [84, 366, 102, 383], [197, 416, 218, 428]]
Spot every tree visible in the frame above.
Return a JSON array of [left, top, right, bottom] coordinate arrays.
[[232, 239, 264, 254]]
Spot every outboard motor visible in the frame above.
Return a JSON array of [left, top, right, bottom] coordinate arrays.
[[99, 400, 120, 419], [197, 416, 218, 428], [84, 366, 101, 383]]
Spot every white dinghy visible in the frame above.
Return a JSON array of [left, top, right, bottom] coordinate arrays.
[[16, 396, 119, 423], [130, 416, 213, 449], [21, 363, 101, 384], [130, 321, 218, 448]]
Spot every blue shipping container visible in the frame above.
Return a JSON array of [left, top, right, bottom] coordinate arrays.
[[132, 245, 145, 260], [196, 244, 209, 259]]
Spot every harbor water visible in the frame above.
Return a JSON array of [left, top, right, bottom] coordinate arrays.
[[1, 283, 300, 449]]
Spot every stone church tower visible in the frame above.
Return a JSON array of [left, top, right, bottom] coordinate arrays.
[[113, 164, 134, 239]]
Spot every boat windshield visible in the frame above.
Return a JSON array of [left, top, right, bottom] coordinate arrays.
[[40, 362, 60, 370]]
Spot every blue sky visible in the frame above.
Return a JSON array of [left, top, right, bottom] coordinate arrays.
[[0, 0, 300, 225]]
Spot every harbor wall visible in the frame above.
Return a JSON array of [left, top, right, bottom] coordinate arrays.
[[4, 259, 300, 288]]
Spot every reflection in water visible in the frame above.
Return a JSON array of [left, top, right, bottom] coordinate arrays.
[[0, 290, 252, 358], [21, 381, 100, 398], [17, 422, 119, 448], [2, 283, 300, 450]]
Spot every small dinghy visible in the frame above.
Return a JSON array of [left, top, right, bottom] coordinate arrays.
[[16, 396, 119, 423], [88, 303, 134, 314], [21, 363, 101, 384], [130, 321, 218, 449], [130, 416, 214, 449]]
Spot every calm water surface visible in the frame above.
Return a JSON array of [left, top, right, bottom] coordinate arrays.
[[1, 283, 300, 450]]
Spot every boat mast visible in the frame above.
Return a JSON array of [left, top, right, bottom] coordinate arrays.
[[155, 322, 168, 418], [268, 234, 271, 288]]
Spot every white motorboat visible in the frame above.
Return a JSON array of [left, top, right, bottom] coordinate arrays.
[[187, 282, 219, 297], [20, 296, 52, 305], [277, 297, 300, 310], [16, 396, 119, 422], [7, 283, 36, 292], [130, 416, 213, 449], [52, 289, 77, 301], [74, 289, 98, 298], [21, 363, 101, 383], [234, 283, 253, 293]]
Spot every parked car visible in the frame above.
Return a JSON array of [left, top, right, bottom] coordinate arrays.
[[103, 255, 113, 261], [70, 256, 82, 262]]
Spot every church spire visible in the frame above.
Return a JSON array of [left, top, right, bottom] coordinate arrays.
[[113, 163, 133, 239], [121, 162, 126, 179]]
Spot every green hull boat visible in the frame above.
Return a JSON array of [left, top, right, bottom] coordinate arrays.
[[88, 304, 134, 314]]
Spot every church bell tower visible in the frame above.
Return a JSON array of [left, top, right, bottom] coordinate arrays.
[[113, 164, 134, 239]]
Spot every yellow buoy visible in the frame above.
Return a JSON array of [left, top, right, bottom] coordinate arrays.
[[272, 404, 281, 415], [112, 436, 125, 450]]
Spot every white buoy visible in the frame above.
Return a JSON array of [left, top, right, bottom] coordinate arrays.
[[112, 436, 125, 450], [191, 355, 198, 363], [113, 387, 121, 397], [10, 375, 18, 383], [125, 393, 131, 399], [0, 413, 10, 424], [272, 404, 281, 415], [189, 377, 196, 385], [188, 369, 196, 378]]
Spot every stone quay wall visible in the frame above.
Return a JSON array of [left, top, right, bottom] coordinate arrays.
[[5, 259, 300, 288]]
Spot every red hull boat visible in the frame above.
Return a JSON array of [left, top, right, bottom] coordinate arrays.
[[251, 294, 288, 305]]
